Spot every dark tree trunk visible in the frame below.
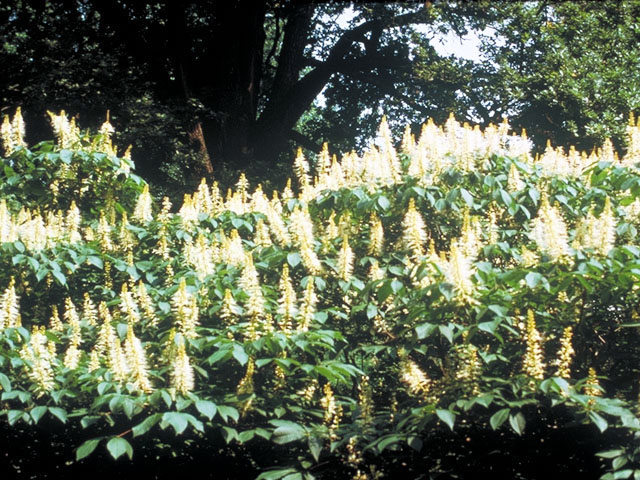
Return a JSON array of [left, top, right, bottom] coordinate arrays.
[[196, 0, 267, 169], [166, 2, 214, 175]]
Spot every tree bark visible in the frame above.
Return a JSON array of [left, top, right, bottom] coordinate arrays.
[[166, 2, 213, 175], [199, 0, 267, 168]]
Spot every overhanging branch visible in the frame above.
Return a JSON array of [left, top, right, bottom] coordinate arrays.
[[289, 130, 321, 152]]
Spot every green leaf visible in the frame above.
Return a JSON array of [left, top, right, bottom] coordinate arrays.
[[30, 406, 47, 423], [256, 468, 299, 480], [478, 320, 500, 335], [524, 271, 543, 288], [436, 409, 456, 431], [460, 188, 474, 207], [48, 407, 68, 424], [217, 405, 239, 423], [207, 348, 232, 365], [81, 416, 101, 428], [438, 324, 454, 343], [195, 400, 217, 420], [287, 252, 301, 268], [377, 195, 390, 210], [613, 457, 629, 470], [76, 438, 101, 461], [186, 413, 204, 432], [106, 437, 133, 460], [0, 372, 11, 392], [235, 429, 254, 443], [308, 435, 323, 461], [50, 269, 67, 286], [613, 471, 633, 479], [509, 412, 526, 435], [490, 408, 510, 430], [500, 189, 512, 207], [232, 344, 249, 366], [7, 410, 24, 425], [390, 279, 403, 293], [132, 414, 161, 437], [282, 473, 303, 480], [221, 426, 239, 443], [415, 322, 436, 339], [374, 434, 402, 452], [589, 411, 608, 433], [597, 449, 625, 459], [59, 149, 73, 163], [87, 256, 104, 269], [272, 425, 307, 445], [161, 412, 188, 435], [407, 436, 423, 451]]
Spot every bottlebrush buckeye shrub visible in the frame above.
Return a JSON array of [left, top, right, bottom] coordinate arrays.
[[3, 110, 640, 478]]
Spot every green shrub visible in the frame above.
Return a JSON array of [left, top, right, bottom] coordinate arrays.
[[2, 110, 640, 479]]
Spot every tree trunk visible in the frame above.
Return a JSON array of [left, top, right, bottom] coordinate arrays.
[[195, 0, 267, 169]]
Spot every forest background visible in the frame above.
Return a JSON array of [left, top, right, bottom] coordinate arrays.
[[2, 0, 639, 195], [3, 1, 640, 479]]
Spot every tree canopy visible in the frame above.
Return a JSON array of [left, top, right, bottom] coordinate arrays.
[[1, 1, 639, 190]]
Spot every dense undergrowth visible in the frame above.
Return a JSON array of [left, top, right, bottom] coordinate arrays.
[[3, 109, 640, 479]]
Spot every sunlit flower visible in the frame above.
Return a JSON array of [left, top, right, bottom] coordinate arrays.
[[584, 367, 602, 396], [184, 233, 215, 279], [240, 253, 265, 320], [236, 357, 255, 396], [368, 213, 384, 256], [445, 243, 476, 301], [337, 235, 355, 281], [530, 195, 570, 261], [20, 326, 55, 394], [523, 309, 545, 380], [134, 281, 158, 327], [65, 201, 82, 243], [132, 184, 154, 223], [220, 288, 240, 325], [193, 178, 213, 216], [82, 293, 98, 326], [297, 279, 317, 332], [574, 199, 616, 255], [253, 218, 272, 247], [172, 278, 199, 338], [277, 264, 297, 333], [402, 198, 427, 259], [320, 383, 342, 439], [555, 326, 574, 379], [171, 338, 194, 395], [220, 229, 246, 267], [124, 324, 153, 393], [293, 147, 311, 188], [400, 358, 431, 397], [507, 162, 524, 192], [119, 283, 141, 324], [1, 108, 27, 155], [0, 277, 20, 329]]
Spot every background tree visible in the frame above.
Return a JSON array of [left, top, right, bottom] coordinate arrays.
[[467, 0, 640, 152], [1, 0, 639, 193]]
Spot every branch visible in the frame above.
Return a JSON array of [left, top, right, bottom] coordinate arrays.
[[289, 130, 321, 152], [257, 7, 433, 139], [264, 10, 282, 70], [340, 69, 431, 117], [269, 2, 315, 99]]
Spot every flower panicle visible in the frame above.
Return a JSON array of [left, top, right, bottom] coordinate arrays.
[[523, 309, 545, 380]]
